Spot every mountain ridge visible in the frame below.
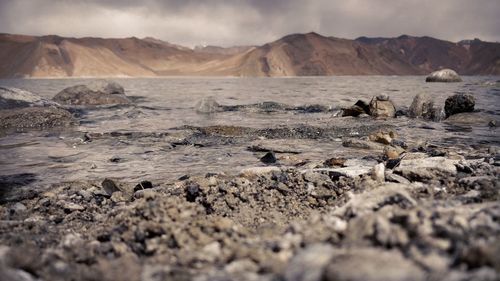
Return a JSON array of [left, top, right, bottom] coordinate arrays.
[[0, 32, 499, 77]]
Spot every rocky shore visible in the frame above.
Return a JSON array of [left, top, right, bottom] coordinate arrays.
[[0, 78, 499, 281]]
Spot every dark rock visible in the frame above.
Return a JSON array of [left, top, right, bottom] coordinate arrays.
[[134, 181, 154, 192], [444, 93, 475, 117], [324, 157, 347, 167], [185, 183, 201, 202], [260, 151, 277, 164], [426, 69, 462, 83], [53, 81, 131, 106], [369, 96, 395, 118], [342, 100, 369, 117], [101, 178, 120, 196]]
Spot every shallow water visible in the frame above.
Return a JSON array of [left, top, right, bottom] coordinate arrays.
[[0, 76, 499, 188]]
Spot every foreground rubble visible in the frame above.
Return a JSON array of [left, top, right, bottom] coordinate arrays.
[[0, 142, 498, 281]]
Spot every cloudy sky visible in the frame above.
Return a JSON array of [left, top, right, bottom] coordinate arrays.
[[1, 0, 499, 47]]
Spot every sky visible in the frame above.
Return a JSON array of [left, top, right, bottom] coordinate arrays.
[[1, 0, 499, 47]]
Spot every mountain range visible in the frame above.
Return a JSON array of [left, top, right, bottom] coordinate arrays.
[[0, 32, 499, 78]]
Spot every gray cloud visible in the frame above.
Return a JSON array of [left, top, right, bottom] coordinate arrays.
[[0, 0, 499, 47]]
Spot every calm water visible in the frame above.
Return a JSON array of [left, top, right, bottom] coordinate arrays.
[[1, 76, 499, 188]]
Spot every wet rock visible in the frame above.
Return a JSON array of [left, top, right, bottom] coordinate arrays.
[[260, 151, 277, 164], [342, 100, 369, 117], [324, 248, 425, 281], [53, 80, 131, 106], [0, 107, 76, 129], [444, 93, 475, 117], [101, 178, 120, 196], [284, 244, 335, 281], [408, 93, 441, 120], [368, 95, 395, 118], [196, 96, 221, 113], [395, 157, 458, 181], [133, 181, 154, 192], [0, 87, 60, 109], [426, 69, 462, 83]]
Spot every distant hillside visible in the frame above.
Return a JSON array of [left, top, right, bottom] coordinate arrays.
[[0, 32, 499, 77]]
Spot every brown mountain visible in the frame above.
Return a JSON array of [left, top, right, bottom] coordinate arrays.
[[0, 32, 499, 78]]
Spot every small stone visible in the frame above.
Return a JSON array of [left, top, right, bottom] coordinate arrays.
[[371, 163, 385, 182], [63, 202, 85, 212], [101, 178, 120, 196], [10, 202, 27, 214], [185, 183, 201, 202], [324, 157, 347, 167], [260, 151, 277, 164], [376, 94, 390, 101]]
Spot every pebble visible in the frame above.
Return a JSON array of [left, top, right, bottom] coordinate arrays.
[[371, 163, 385, 182], [101, 178, 120, 196]]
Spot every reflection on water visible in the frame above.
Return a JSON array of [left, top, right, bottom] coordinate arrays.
[[0, 76, 499, 188]]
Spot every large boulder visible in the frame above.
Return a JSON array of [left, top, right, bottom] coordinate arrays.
[[408, 93, 444, 121], [53, 81, 131, 106], [368, 95, 395, 118], [0, 87, 60, 109], [444, 93, 475, 117], [0, 87, 75, 130], [425, 69, 462, 82]]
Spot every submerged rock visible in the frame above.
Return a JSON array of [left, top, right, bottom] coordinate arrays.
[[0, 107, 75, 129], [196, 96, 221, 113], [426, 69, 462, 83], [368, 95, 395, 118], [444, 93, 475, 117], [53, 80, 131, 106], [445, 112, 497, 126]]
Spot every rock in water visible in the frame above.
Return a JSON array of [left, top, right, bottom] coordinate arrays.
[[444, 93, 475, 117], [0, 87, 75, 129], [408, 93, 445, 121], [342, 100, 370, 117], [425, 69, 462, 82], [53, 80, 130, 105], [0, 87, 61, 109], [196, 96, 220, 113], [368, 96, 395, 118], [0, 107, 75, 129]]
